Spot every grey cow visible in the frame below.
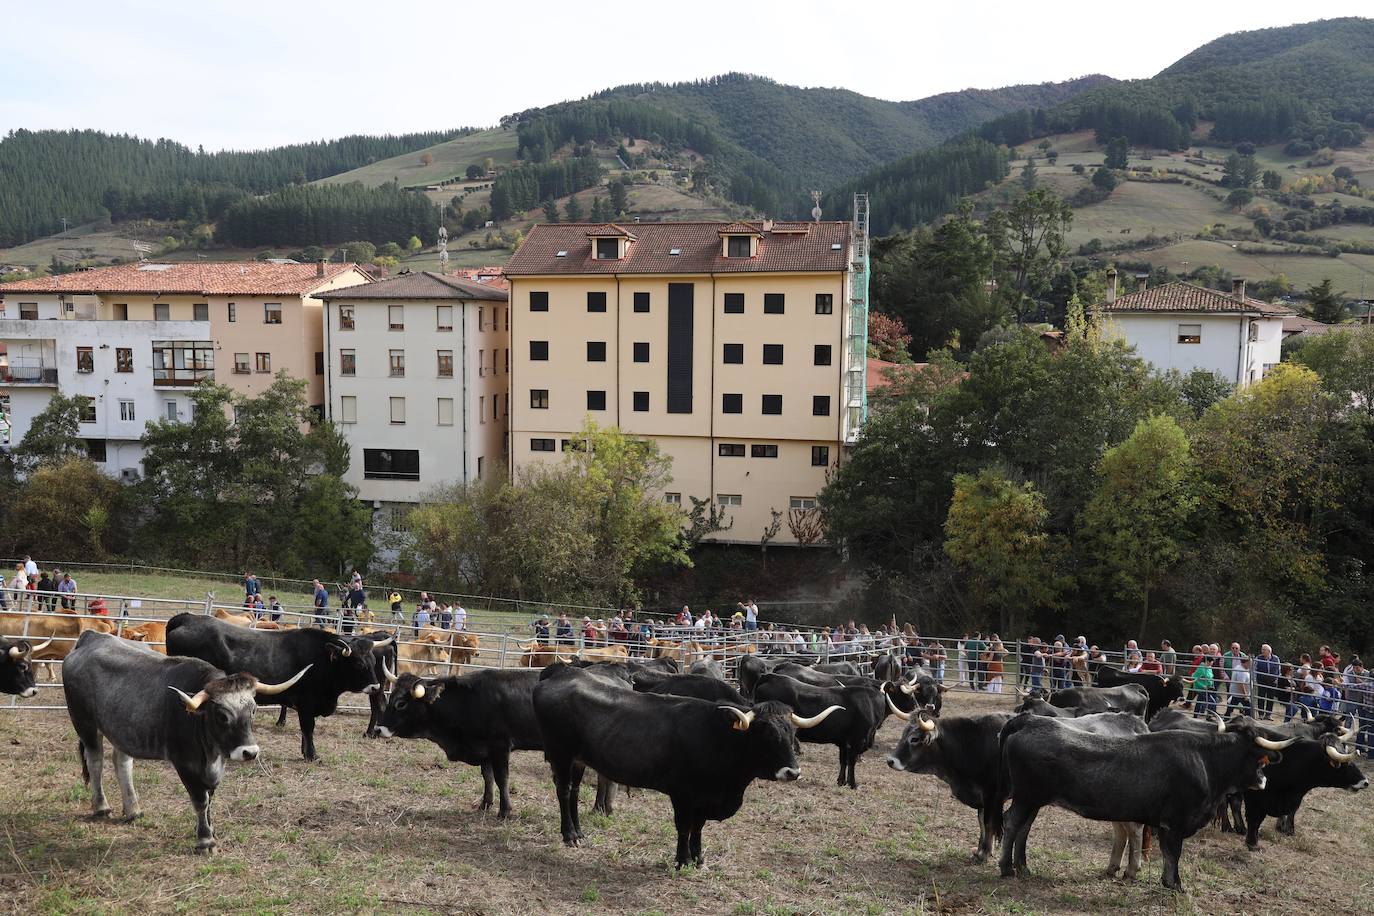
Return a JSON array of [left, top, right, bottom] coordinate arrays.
[[63, 631, 309, 854]]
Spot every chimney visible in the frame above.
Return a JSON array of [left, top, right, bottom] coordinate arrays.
[[1136, 273, 1150, 291], [1232, 277, 1245, 302], [1106, 268, 1118, 303], [762, 218, 774, 233], [316, 260, 326, 277]]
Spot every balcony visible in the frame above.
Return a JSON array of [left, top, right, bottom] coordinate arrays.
[[0, 360, 58, 386]]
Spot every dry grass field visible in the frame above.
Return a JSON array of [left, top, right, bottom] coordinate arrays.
[[0, 688, 1368, 915]]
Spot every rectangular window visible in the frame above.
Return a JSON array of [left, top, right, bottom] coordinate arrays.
[[112, 303, 128, 320], [1178, 324, 1201, 344], [722, 393, 743, 414], [812, 446, 830, 467], [363, 448, 420, 481], [633, 390, 649, 412], [478, 350, 486, 376], [764, 293, 785, 315], [727, 236, 751, 258], [531, 389, 549, 409], [664, 492, 682, 505], [436, 305, 453, 332], [154, 303, 170, 321], [530, 438, 556, 452], [19, 303, 38, 320], [227, 302, 236, 323], [530, 291, 549, 312], [587, 341, 607, 362], [76, 346, 94, 373], [340, 395, 357, 424], [815, 293, 833, 315], [340, 349, 356, 376], [437, 397, 454, 426], [115, 348, 133, 373], [530, 340, 549, 360], [762, 344, 783, 365], [587, 390, 607, 411], [151, 340, 214, 386], [587, 291, 608, 313], [633, 342, 650, 363], [388, 349, 405, 377], [479, 395, 485, 423], [437, 350, 453, 378], [505, 349, 509, 374], [667, 282, 694, 413], [719, 443, 745, 457], [264, 303, 282, 325], [388, 305, 404, 331], [339, 305, 355, 330], [477, 456, 484, 479], [119, 400, 136, 421], [723, 293, 744, 314], [790, 496, 818, 511], [79, 397, 96, 423], [165, 400, 178, 421], [84, 439, 107, 463], [389, 396, 406, 424], [723, 343, 744, 364], [633, 291, 650, 313], [233, 353, 250, 373], [751, 444, 778, 458], [315, 352, 324, 376], [813, 395, 831, 416], [255, 352, 271, 373], [478, 307, 484, 331], [762, 394, 782, 415], [814, 344, 832, 366], [596, 238, 619, 260], [717, 493, 743, 507]]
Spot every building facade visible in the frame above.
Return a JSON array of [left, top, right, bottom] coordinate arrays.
[[504, 221, 861, 545], [317, 271, 510, 507], [1093, 275, 1294, 386]]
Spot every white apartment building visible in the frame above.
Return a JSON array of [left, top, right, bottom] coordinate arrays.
[[1094, 274, 1294, 386], [317, 271, 510, 508]]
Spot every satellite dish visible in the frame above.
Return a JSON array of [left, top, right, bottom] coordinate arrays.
[[810, 190, 823, 222]]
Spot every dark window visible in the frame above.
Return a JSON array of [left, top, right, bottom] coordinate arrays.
[[813, 395, 831, 416], [530, 438, 556, 452], [633, 342, 650, 362], [727, 236, 751, 258], [815, 293, 834, 315], [762, 394, 782, 415], [315, 352, 324, 376], [530, 389, 549, 409], [633, 291, 650, 313], [587, 341, 607, 362], [722, 343, 743, 364], [587, 390, 607, 410], [667, 282, 694, 413], [812, 446, 830, 467], [722, 393, 742, 414], [751, 444, 778, 458], [530, 291, 549, 312], [587, 291, 607, 313], [814, 344, 832, 366], [764, 293, 785, 315], [530, 340, 549, 360], [363, 448, 420, 481], [719, 443, 746, 457], [154, 303, 170, 321], [633, 391, 649, 412], [723, 293, 744, 314], [762, 344, 783, 365], [596, 238, 619, 260], [84, 439, 107, 462], [193, 303, 209, 322]]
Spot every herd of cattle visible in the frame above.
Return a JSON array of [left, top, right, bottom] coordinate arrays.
[[0, 616, 1367, 893]]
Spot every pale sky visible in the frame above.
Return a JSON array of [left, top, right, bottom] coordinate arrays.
[[2, 1, 1368, 151]]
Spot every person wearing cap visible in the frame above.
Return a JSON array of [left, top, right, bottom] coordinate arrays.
[[531, 614, 550, 642], [581, 616, 596, 647]]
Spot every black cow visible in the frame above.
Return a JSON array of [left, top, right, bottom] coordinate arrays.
[[165, 614, 391, 760], [814, 661, 861, 676], [1011, 695, 1079, 718], [997, 714, 1295, 890], [532, 664, 839, 867], [873, 654, 902, 683], [0, 637, 47, 697], [886, 710, 1014, 861], [1094, 667, 1186, 719], [737, 655, 793, 699], [1242, 733, 1367, 848], [647, 674, 749, 706], [687, 659, 725, 680], [897, 666, 946, 714], [63, 631, 308, 853], [753, 672, 882, 789], [773, 662, 846, 688], [277, 629, 397, 738], [1048, 684, 1149, 717]]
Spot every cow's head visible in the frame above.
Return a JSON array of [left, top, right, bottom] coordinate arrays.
[[881, 680, 917, 714], [1160, 676, 1187, 704], [1225, 720, 1299, 791], [886, 706, 941, 772], [0, 639, 45, 698], [169, 664, 311, 762], [325, 635, 392, 695], [376, 674, 448, 738], [719, 700, 842, 782], [897, 669, 945, 710]]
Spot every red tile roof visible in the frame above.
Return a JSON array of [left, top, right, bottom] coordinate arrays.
[[583, 224, 637, 239], [0, 262, 367, 297], [717, 222, 763, 235], [316, 270, 506, 301], [505, 221, 851, 276], [1094, 281, 1294, 317]]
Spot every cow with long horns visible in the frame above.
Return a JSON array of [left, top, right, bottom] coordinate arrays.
[[1242, 722, 1367, 847], [0, 636, 48, 697], [62, 630, 310, 853], [165, 613, 391, 760]]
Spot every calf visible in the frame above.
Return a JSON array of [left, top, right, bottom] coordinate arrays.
[[0, 637, 46, 697], [1049, 683, 1149, 717], [754, 672, 880, 789], [63, 631, 307, 853]]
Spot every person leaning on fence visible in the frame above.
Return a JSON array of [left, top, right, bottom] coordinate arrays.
[[438, 604, 453, 629], [1253, 644, 1281, 719], [1191, 655, 1217, 718], [312, 579, 329, 627], [1225, 656, 1252, 718], [1139, 651, 1163, 675], [453, 603, 467, 632], [531, 614, 550, 643], [1159, 639, 1177, 676], [242, 571, 260, 608], [1341, 658, 1371, 755], [34, 570, 54, 612]]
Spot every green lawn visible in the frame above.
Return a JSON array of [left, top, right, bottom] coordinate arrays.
[[1067, 179, 1234, 247], [316, 128, 520, 189], [1130, 239, 1374, 293]]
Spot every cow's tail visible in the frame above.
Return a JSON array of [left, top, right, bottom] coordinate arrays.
[[79, 741, 89, 785]]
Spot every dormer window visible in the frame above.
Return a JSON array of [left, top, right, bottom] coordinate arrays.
[[596, 238, 619, 260], [719, 223, 761, 258], [726, 236, 751, 258], [587, 224, 635, 260]]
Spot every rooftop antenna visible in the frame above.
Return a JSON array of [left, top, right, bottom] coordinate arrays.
[[810, 190, 822, 223], [437, 225, 449, 274]]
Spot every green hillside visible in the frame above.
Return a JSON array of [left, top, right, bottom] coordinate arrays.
[[317, 128, 519, 189]]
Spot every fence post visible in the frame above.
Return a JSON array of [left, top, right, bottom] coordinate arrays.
[[203, 592, 214, 616]]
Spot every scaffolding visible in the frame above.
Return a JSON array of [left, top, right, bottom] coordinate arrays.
[[843, 192, 870, 443]]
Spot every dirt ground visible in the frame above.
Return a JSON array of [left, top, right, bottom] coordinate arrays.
[[0, 689, 1369, 915]]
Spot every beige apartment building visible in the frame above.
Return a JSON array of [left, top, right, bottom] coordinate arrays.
[[504, 220, 864, 545]]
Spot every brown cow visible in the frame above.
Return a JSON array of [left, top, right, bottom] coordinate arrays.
[[519, 642, 573, 668], [575, 644, 630, 663], [449, 632, 480, 668], [649, 639, 705, 666], [213, 608, 256, 627], [398, 629, 452, 677], [0, 611, 116, 679], [118, 621, 168, 654]]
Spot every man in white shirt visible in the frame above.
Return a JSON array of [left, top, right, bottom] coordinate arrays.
[[739, 598, 759, 631], [23, 556, 38, 579], [453, 604, 466, 632]]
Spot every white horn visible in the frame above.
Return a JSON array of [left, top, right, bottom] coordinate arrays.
[[918, 714, 937, 733], [381, 657, 398, 685], [1255, 735, 1298, 751], [721, 706, 755, 732], [255, 664, 313, 696], [411, 682, 426, 700], [792, 705, 844, 729], [30, 638, 52, 653], [1326, 743, 1356, 764], [370, 636, 393, 649], [1303, 705, 1315, 721], [899, 681, 917, 695], [1211, 713, 1226, 733], [886, 693, 912, 722], [6, 646, 19, 659], [168, 686, 209, 711]]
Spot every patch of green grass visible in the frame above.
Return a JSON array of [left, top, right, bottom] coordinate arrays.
[[580, 885, 600, 903]]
